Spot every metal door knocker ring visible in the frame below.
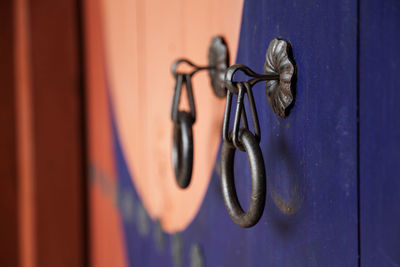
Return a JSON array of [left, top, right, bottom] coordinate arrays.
[[173, 110, 194, 188], [220, 38, 296, 227], [221, 127, 266, 228], [171, 74, 195, 188], [171, 36, 229, 188], [221, 82, 266, 228]]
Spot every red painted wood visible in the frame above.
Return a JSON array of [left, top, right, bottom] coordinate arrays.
[[0, 0, 19, 266], [28, 0, 86, 266], [0, 0, 87, 266]]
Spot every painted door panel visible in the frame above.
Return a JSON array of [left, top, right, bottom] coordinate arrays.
[[85, 0, 400, 266], [107, 0, 359, 266], [360, 0, 400, 266]]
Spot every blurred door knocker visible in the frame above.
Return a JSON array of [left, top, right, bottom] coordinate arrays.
[[171, 36, 229, 188]]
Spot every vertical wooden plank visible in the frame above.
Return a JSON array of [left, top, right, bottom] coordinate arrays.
[[0, 0, 19, 266], [360, 0, 400, 265], [84, 0, 128, 266], [1, 0, 86, 266], [15, 0, 36, 266], [28, 0, 86, 266]]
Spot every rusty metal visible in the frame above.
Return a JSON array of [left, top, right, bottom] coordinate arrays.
[[208, 36, 230, 97], [220, 38, 296, 227], [220, 82, 266, 228], [265, 38, 296, 117], [171, 36, 229, 189], [225, 38, 296, 117], [225, 64, 279, 95], [171, 36, 229, 98], [220, 127, 266, 228], [223, 82, 260, 151]]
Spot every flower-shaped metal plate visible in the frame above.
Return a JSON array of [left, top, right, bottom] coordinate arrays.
[[264, 38, 296, 117], [208, 36, 229, 98]]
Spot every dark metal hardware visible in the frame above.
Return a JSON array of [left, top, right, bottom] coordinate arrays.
[[172, 110, 194, 188], [220, 127, 266, 228], [225, 38, 296, 118], [220, 81, 267, 228], [171, 36, 229, 189], [171, 74, 196, 124], [223, 81, 263, 151], [225, 64, 279, 94], [265, 38, 296, 117], [220, 38, 296, 227]]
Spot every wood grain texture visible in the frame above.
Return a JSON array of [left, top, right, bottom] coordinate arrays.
[[28, 0, 86, 266], [0, 0, 19, 266], [15, 0, 36, 266], [360, 0, 400, 265]]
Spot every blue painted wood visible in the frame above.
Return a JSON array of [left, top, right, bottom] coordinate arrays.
[[110, 0, 359, 266], [182, 0, 358, 265], [360, 1, 400, 266]]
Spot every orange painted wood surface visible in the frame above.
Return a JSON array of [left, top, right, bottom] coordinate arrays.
[[87, 0, 243, 235]]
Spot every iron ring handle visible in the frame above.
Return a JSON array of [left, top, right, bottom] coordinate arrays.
[[222, 83, 261, 152], [220, 127, 266, 228], [171, 58, 213, 78], [172, 111, 194, 189]]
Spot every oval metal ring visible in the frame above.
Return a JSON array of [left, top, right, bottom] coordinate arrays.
[[220, 128, 266, 227], [172, 111, 194, 189]]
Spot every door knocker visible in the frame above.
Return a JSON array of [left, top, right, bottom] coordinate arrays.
[[221, 38, 296, 227], [171, 36, 229, 188]]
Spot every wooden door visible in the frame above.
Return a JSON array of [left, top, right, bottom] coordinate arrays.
[[360, 1, 400, 266], [84, 0, 400, 266]]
